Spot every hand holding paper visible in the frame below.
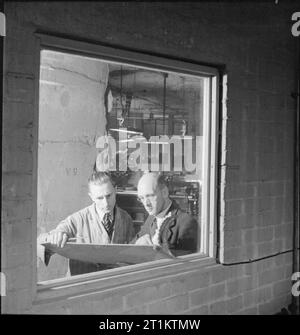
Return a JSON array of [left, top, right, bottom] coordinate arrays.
[[134, 234, 152, 246], [135, 234, 173, 256], [46, 231, 68, 248]]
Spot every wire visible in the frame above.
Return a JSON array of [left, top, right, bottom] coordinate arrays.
[[219, 248, 300, 266], [162, 72, 167, 135]]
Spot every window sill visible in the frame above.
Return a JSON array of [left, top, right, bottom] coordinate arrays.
[[34, 254, 216, 305]]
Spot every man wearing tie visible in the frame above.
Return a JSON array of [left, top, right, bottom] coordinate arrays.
[[38, 171, 135, 275], [134, 172, 199, 257]]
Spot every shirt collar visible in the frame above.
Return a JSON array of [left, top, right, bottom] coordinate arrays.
[[95, 204, 115, 222], [155, 199, 172, 219]]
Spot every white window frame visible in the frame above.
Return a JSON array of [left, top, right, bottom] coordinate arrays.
[[32, 33, 220, 303]]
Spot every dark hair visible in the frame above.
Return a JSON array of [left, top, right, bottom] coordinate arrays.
[[88, 171, 115, 187]]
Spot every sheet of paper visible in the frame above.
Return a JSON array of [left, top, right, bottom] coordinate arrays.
[[41, 242, 175, 264]]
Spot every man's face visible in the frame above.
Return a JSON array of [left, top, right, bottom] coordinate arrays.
[[89, 181, 116, 214], [137, 179, 166, 216]]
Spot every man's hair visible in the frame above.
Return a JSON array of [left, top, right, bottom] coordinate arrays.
[[88, 171, 115, 188]]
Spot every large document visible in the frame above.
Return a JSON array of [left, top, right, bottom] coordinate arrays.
[[42, 242, 175, 264]]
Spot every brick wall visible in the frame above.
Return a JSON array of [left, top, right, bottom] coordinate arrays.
[[1, 1, 297, 314], [29, 254, 292, 315]]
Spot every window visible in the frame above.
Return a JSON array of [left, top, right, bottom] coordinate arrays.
[[36, 35, 219, 283]]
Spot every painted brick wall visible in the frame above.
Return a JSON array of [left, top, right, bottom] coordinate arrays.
[[1, 1, 297, 314], [28, 253, 293, 315]]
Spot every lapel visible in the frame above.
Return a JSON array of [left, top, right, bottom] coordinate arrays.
[[148, 201, 179, 241], [148, 216, 157, 237], [89, 203, 110, 243], [111, 206, 123, 243], [89, 205, 125, 243], [160, 201, 179, 241]]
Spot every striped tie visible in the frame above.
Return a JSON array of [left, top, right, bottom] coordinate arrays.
[[102, 212, 114, 239]]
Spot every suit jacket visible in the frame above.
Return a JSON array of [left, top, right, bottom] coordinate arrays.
[[133, 201, 199, 257], [38, 204, 135, 276]]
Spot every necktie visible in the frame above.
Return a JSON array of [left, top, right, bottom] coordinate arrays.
[[151, 218, 157, 234], [151, 218, 161, 246], [102, 212, 114, 239]]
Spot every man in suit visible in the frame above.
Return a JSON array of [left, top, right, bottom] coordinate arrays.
[[38, 171, 135, 275], [134, 172, 199, 257]]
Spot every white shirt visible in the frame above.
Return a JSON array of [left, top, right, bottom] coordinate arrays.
[[95, 207, 114, 224]]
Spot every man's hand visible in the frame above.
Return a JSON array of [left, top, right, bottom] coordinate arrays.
[[153, 244, 174, 257], [135, 234, 152, 246], [46, 231, 68, 248]]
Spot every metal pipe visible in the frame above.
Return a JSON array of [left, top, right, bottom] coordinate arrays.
[[162, 72, 168, 135], [292, 34, 300, 315]]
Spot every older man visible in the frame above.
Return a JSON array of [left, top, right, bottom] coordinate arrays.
[[38, 171, 135, 275], [134, 172, 199, 256]]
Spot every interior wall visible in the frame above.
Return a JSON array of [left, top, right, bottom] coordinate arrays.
[[37, 51, 109, 281], [1, 1, 298, 314]]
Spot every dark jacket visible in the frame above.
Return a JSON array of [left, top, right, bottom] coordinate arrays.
[[133, 201, 199, 257]]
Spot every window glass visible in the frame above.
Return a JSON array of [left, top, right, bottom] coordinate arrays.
[[37, 49, 210, 282]]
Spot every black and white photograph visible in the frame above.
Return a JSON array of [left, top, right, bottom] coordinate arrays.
[[1, 0, 299, 319]]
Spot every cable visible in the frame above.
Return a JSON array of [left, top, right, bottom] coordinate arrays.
[[219, 248, 300, 266]]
